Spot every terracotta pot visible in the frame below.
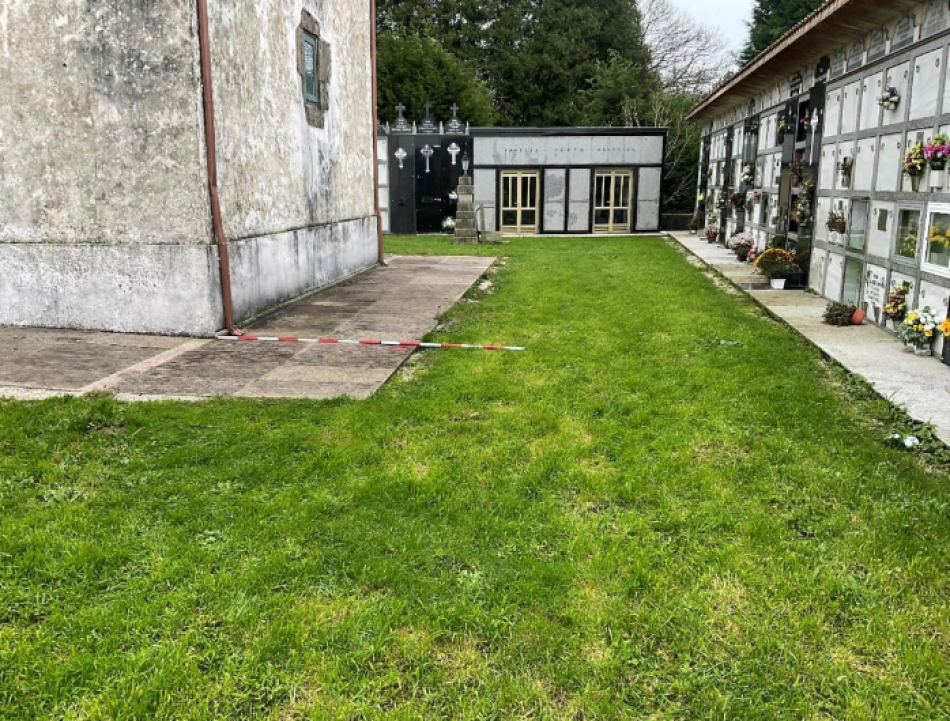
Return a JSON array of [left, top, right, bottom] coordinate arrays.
[[852, 308, 866, 325]]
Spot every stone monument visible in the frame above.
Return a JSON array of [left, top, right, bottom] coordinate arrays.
[[453, 172, 478, 245]]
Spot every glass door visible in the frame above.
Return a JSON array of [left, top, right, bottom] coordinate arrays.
[[594, 170, 633, 234], [500, 171, 539, 234]]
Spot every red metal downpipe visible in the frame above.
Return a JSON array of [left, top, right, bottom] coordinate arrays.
[[370, 0, 386, 265], [196, 0, 241, 335]]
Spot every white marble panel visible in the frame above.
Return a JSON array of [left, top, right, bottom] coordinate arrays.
[[910, 48, 943, 120], [853, 138, 876, 192], [860, 72, 883, 130], [825, 88, 841, 138], [639, 167, 662, 202], [884, 62, 911, 126], [876, 133, 902, 191], [637, 201, 660, 231], [819, 144, 838, 190], [824, 252, 846, 301], [543, 169, 567, 232], [568, 169, 591, 232], [474, 168, 497, 231], [863, 263, 889, 324], [868, 201, 895, 258], [816, 197, 831, 242], [810, 248, 829, 295], [840, 81, 861, 135]]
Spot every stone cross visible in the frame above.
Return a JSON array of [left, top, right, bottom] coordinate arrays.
[[394, 147, 407, 169], [395, 103, 407, 119], [424, 103, 432, 118], [450, 104, 459, 118], [421, 144, 434, 174], [448, 142, 461, 166]]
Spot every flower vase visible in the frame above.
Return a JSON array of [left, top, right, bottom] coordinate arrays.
[[930, 165, 945, 189], [914, 346, 932, 357], [943, 338, 950, 366], [911, 175, 922, 193], [770, 279, 787, 290]]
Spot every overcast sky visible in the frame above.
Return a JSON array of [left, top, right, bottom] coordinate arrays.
[[670, 0, 754, 53]]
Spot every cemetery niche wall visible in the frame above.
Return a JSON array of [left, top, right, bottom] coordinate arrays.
[[378, 107, 667, 236], [689, 0, 950, 364]]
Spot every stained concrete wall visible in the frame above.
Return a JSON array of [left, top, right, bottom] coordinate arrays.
[[0, 0, 378, 335], [208, 0, 378, 322]]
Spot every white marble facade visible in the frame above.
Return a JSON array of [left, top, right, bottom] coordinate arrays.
[[698, 0, 950, 346]]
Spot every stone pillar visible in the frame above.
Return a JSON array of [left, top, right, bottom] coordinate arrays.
[[453, 175, 478, 245]]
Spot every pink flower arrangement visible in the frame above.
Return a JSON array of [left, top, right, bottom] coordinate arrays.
[[924, 134, 950, 171]]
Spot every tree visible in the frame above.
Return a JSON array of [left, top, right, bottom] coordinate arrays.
[[376, 33, 494, 126], [640, 0, 731, 96], [376, 0, 653, 127], [740, 0, 824, 66]]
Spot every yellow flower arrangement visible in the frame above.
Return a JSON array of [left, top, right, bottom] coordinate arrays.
[[941, 318, 950, 338]]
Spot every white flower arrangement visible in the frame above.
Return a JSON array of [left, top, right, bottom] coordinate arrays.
[[441, 217, 457, 231], [898, 307, 939, 349], [877, 86, 900, 112], [448, 191, 459, 201], [742, 164, 756, 185]]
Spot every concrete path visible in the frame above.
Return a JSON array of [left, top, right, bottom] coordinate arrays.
[[0, 255, 494, 402], [671, 232, 950, 444]]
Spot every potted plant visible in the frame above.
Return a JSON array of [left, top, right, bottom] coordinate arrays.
[[903, 141, 926, 192], [826, 208, 847, 237], [837, 156, 854, 188], [884, 282, 911, 329], [742, 164, 756, 186], [898, 307, 939, 355], [823, 301, 865, 326], [727, 231, 754, 261], [755, 248, 796, 290], [705, 213, 720, 242], [925, 134, 950, 188], [730, 192, 745, 211]]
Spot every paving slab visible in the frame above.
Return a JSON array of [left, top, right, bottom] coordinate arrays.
[[0, 255, 495, 402], [670, 232, 950, 444]]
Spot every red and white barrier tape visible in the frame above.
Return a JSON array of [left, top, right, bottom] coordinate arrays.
[[216, 335, 526, 352]]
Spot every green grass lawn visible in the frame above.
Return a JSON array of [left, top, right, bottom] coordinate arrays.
[[3, 236, 950, 719]]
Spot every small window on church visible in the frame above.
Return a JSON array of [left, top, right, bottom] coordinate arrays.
[[303, 33, 318, 105]]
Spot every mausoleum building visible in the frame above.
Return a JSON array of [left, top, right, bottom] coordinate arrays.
[[0, 1, 379, 336], [690, 0, 950, 358], [378, 115, 666, 236]]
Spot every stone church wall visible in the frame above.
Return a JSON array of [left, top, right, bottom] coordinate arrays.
[[0, 0, 377, 335]]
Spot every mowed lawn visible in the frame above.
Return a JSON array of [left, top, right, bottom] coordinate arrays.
[[3, 236, 950, 720]]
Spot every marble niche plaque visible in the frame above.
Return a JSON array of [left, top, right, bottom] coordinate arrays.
[[867, 28, 888, 63], [847, 39, 865, 73], [892, 12, 916, 52], [922, 0, 949, 39], [864, 266, 888, 322], [830, 50, 846, 79]]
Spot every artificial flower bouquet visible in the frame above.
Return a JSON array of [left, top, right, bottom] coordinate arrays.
[[925, 134, 950, 171], [898, 307, 939, 350]]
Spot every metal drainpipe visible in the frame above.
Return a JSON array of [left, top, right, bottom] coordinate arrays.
[[196, 0, 241, 336], [370, 0, 386, 265]]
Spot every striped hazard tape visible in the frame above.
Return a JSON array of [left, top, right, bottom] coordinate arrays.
[[216, 336, 526, 352]]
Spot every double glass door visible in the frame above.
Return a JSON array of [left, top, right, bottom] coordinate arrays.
[[594, 170, 633, 234], [501, 171, 539, 234]]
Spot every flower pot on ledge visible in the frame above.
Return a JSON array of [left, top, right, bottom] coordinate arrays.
[[852, 308, 866, 325], [944, 338, 950, 366], [770, 279, 787, 290]]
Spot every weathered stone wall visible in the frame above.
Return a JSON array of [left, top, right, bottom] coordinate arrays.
[[209, 0, 376, 238], [0, 0, 378, 335], [207, 0, 377, 320], [0, 0, 209, 247]]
